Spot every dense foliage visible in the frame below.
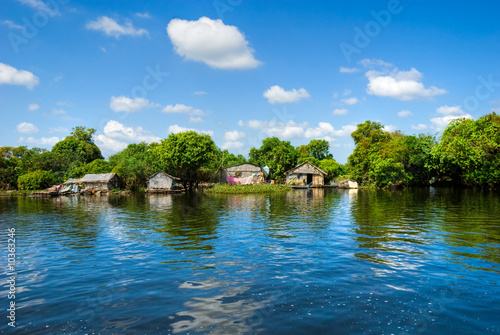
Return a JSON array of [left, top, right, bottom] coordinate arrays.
[[153, 131, 218, 190], [1, 113, 499, 191], [433, 113, 500, 186], [249, 137, 298, 181], [348, 121, 436, 187], [109, 143, 160, 190], [17, 170, 56, 190]]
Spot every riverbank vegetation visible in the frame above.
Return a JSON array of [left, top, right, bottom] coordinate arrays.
[[205, 184, 291, 194], [1, 112, 499, 191]]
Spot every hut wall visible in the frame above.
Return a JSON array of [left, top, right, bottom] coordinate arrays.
[[148, 173, 173, 190], [222, 164, 261, 183]]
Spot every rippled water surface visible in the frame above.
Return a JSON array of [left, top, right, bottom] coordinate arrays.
[[1, 188, 499, 334]]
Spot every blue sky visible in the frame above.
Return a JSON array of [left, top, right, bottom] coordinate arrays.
[[1, 0, 500, 163]]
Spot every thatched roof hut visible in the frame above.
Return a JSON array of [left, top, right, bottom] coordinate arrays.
[[284, 162, 326, 185]]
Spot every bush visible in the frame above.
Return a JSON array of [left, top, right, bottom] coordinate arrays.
[[17, 170, 56, 190]]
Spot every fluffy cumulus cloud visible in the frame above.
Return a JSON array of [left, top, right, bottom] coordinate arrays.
[[16, 122, 39, 134], [109, 96, 158, 113], [223, 130, 246, 149], [431, 105, 473, 131], [86, 16, 148, 38], [18, 136, 60, 147], [0, 63, 39, 89], [238, 119, 355, 141], [94, 120, 161, 154], [168, 124, 213, 136], [436, 105, 465, 115], [365, 65, 447, 101], [263, 85, 310, 104], [398, 110, 412, 118], [167, 17, 260, 70], [162, 104, 203, 115]]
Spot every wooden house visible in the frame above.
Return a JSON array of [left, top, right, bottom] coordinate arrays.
[[222, 163, 262, 184], [80, 173, 122, 192], [147, 172, 181, 193], [284, 162, 327, 186]]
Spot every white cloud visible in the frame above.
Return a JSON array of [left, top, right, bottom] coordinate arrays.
[[359, 58, 393, 68], [239, 119, 355, 140], [167, 17, 260, 70], [341, 97, 359, 105], [189, 116, 204, 123], [490, 99, 500, 105], [332, 108, 348, 115], [411, 124, 427, 130], [17, 0, 59, 16], [194, 91, 207, 95], [94, 120, 161, 153], [1, 20, 23, 30], [110, 96, 157, 113], [431, 114, 473, 131], [168, 124, 214, 136], [343, 89, 352, 96], [86, 16, 148, 38], [0, 63, 39, 89], [339, 67, 359, 73], [28, 103, 40, 111], [366, 67, 447, 101], [162, 104, 203, 115], [436, 105, 465, 115], [223, 130, 246, 149], [135, 12, 151, 19], [383, 125, 398, 132], [398, 110, 412, 118], [263, 85, 310, 104], [16, 122, 39, 134], [18, 136, 60, 147]]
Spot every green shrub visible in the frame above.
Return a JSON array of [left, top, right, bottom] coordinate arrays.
[[17, 170, 56, 190]]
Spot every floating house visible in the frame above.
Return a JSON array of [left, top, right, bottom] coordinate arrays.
[[284, 162, 327, 186], [222, 163, 262, 184], [73, 173, 122, 192], [147, 172, 181, 193]]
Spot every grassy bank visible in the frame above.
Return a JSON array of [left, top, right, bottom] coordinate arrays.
[[205, 184, 291, 194]]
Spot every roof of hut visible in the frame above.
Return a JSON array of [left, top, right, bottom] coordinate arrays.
[[80, 173, 118, 183], [284, 162, 327, 176], [223, 162, 261, 170], [148, 172, 180, 180]]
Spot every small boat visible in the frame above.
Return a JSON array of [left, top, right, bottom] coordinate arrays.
[[291, 182, 312, 189]]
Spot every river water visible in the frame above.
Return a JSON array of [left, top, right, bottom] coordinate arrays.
[[0, 188, 499, 334]]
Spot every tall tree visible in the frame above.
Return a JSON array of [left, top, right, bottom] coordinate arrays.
[[249, 137, 298, 181], [153, 131, 218, 191]]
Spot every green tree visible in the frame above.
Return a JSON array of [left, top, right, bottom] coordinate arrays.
[[110, 142, 160, 190], [17, 170, 56, 190], [318, 158, 344, 182], [434, 113, 500, 186], [306, 139, 332, 160], [249, 137, 298, 181], [153, 131, 218, 191]]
